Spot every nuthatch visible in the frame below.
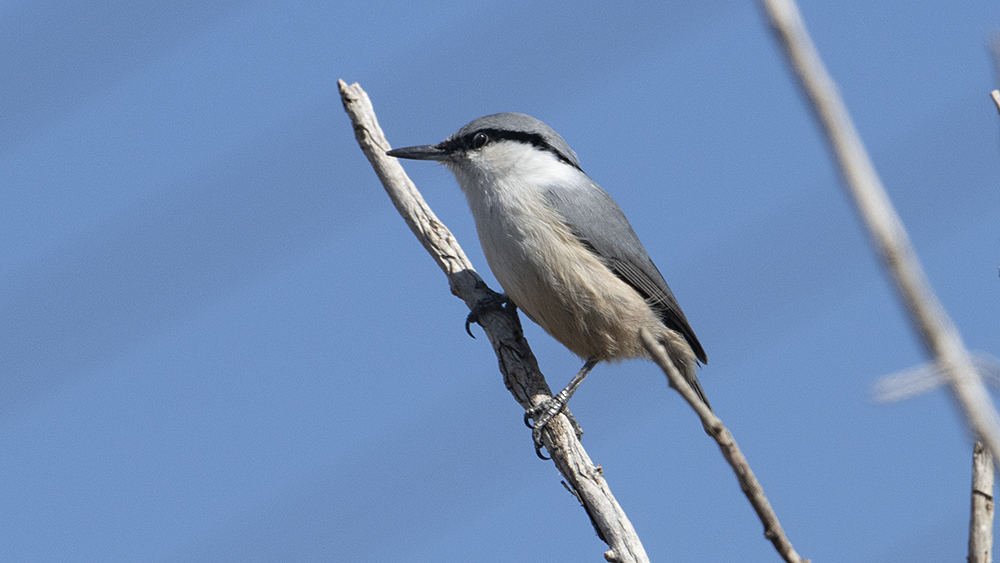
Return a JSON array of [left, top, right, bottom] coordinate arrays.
[[388, 113, 707, 458]]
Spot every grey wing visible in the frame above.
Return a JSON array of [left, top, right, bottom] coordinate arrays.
[[543, 181, 707, 364]]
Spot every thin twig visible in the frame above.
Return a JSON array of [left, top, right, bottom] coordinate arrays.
[[338, 80, 650, 563], [639, 330, 809, 563], [871, 353, 1000, 404], [969, 441, 995, 563], [757, 0, 1000, 463]]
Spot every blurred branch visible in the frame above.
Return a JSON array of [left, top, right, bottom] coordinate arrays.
[[756, 0, 1000, 463], [338, 79, 650, 563], [871, 353, 1000, 404], [970, 440, 995, 563], [640, 330, 809, 563]]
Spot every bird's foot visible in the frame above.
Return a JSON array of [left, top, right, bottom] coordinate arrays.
[[464, 292, 510, 338], [523, 396, 569, 460], [522, 358, 597, 459]]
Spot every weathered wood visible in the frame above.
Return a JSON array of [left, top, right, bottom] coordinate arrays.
[[970, 441, 995, 563]]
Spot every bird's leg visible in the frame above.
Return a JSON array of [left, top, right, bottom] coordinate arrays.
[[524, 358, 598, 459], [464, 291, 509, 338]]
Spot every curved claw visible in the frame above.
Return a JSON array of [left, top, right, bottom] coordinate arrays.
[[464, 313, 477, 339], [525, 400, 560, 459], [533, 426, 550, 460], [464, 292, 510, 339]]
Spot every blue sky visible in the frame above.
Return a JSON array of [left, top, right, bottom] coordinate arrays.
[[2, 1, 999, 561]]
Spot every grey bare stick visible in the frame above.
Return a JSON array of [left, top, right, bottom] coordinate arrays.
[[757, 0, 1000, 461], [640, 329, 809, 563], [338, 79, 649, 563], [969, 440, 995, 563]]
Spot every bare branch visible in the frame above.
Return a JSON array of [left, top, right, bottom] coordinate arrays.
[[871, 353, 1000, 404], [969, 441, 995, 563], [338, 80, 650, 563], [756, 0, 1000, 463], [639, 329, 809, 563]]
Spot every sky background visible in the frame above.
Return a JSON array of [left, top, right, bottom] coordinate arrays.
[[2, 1, 999, 561]]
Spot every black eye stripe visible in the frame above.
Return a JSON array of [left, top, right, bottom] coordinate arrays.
[[456, 129, 578, 168], [460, 129, 544, 149]]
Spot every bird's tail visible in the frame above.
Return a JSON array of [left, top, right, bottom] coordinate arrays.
[[660, 330, 712, 411], [684, 368, 712, 411]]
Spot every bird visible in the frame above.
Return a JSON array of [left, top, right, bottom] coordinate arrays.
[[387, 112, 707, 458]]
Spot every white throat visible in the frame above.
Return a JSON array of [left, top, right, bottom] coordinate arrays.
[[444, 141, 582, 209]]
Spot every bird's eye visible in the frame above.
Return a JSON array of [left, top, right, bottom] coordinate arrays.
[[471, 132, 489, 148]]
